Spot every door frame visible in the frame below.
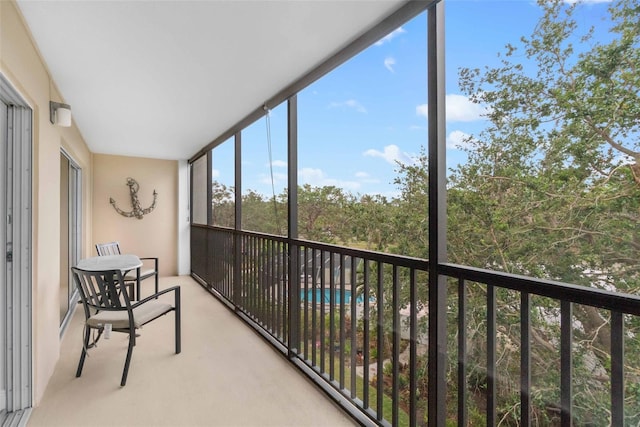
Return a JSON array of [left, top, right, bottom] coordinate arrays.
[[59, 148, 81, 335], [1, 73, 33, 423]]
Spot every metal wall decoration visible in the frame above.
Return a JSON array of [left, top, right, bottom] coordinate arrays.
[[110, 177, 158, 219]]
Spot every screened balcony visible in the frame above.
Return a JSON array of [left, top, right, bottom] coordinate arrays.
[[11, 0, 639, 426], [184, 1, 640, 424]]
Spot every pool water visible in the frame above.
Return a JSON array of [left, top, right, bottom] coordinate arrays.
[[300, 289, 366, 304]]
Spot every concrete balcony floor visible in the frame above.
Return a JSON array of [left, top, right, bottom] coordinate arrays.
[[28, 276, 356, 427]]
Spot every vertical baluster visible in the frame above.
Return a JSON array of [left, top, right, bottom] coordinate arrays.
[[392, 265, 399, 427], [264, 239, 268, 329], [458, 278, 467, 427], [329, 252, 336, 381], [283, 240, 288, 344], [303, 246, 309, 360], [275, 239, 280, 336], [363, 259, 371, 409], [339, 254, 346, 388], [376, 261, 384, 421], [259, 237, 265, 325], [276, 242, 280, 337], [350, 256, 357, 398], [269, 238, 274, 330], [487, 284, 496, 426], [521, 292, 531, 427], [248, 236, 254, 318], [409, 268, 417, 427], [312, 248, 318, 367], [320, 251, 326, 374], [611, 310, 623, 426], [560, 300, 573, 427], [253, 236, 258, 320]]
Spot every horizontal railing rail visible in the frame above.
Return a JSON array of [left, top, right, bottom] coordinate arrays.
[[439, 263, 640, 427], [191, 224, 640, 427], [440, 263, 640, 316]]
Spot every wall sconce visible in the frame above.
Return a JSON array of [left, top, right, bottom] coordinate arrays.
[[49, 101, 72, 127]]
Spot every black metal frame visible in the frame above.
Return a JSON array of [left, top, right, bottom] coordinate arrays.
[[190, 225, 640, 426], [185, 0, 640, 425]]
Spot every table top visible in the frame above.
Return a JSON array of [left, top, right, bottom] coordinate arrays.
[[76, 254, 142, 272]]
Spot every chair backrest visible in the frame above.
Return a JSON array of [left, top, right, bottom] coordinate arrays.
[[96, 241, 122, 256], [72, 267, 132, 312]]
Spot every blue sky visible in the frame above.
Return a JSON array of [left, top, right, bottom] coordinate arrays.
[[212, 0, 612, 200]]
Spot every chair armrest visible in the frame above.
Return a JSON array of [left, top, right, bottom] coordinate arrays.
[[139, 257, 158, 271], [132, 286, 180, 308]]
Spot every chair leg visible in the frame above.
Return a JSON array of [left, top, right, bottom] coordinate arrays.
[[76, 326, 91, 378], [121, 331, 136, 386], [175, 288, 181, 354], [136, 267, 141, 301]]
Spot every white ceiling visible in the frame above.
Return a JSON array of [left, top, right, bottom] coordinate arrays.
[[17, 0, 407, 161]]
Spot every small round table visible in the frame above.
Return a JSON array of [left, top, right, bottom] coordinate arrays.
[[76, 254, 142, 272], [76, 254, 143, 299]]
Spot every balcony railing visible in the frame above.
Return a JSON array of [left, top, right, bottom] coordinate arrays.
[[191, 224, 640, 426]]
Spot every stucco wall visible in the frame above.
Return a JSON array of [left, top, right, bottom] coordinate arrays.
[[1, 0, 181, 407], [1, 0, 93, 405], [92, 154, 178, 276]]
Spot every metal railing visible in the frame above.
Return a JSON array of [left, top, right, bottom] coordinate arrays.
[[191, 224, 640, 426]]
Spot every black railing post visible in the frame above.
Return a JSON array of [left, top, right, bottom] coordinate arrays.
[[287, 95, 300, 357], [233, 131, 242, 306], [427, 1, 447, 426]]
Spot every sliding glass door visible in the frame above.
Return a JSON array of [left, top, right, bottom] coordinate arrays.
[[59, 150, 81, 331]]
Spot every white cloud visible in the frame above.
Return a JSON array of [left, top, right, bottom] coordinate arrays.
[[446, 94, 488, 122], [375, 27, 406, 46], [363, 144, 413, 166], [212, 168, 220, 178], [355, 171, 380, 184], [384, 57, 396, 72], [446, 130, 473, 150], [416, 94, 488, 122], [270, 160, 287, 167], [299, 168, 323, 183], [329, 99, 367, 113], [298, 168, 361, 190], [259, 172, 287, 185]]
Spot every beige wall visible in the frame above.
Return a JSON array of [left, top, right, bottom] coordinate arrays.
[[1, 0, 94, 405], [92, 154, 178, 276], [1, 0, 181, 407]]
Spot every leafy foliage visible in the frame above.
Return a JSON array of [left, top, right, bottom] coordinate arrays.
[[208, 0, 640, 424]]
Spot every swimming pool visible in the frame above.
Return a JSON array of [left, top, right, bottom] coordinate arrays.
[[300, 289, 366, 304]]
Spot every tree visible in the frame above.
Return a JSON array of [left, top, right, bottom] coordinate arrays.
[[455, 0, 639, 283], [450, 0, 640, 423], [211, 181, 235, 227], [241, 189, 282, 234], [347, 193, 396, 251], [297, 184, 354, 243]]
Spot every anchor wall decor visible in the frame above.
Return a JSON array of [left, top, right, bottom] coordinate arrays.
[[110, 177, 158, 219]]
